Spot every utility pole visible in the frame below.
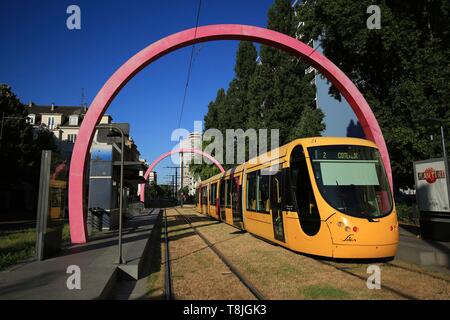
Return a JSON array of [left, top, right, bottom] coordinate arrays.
[[429, 118, 450, 214], [165, 174, 176, 199], [441, 125, 447, 162], [172, 175, 175, 199], [180, 151, 184, 208], [440, 125, 450, 207], [81, 88, 86, 106], [166, 166, 180, 205]]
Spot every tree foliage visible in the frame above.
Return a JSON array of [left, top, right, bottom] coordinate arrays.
[[0, 84, 57, 191], [191, 0, 326, 181], [147, 181, 168, 199], [298, 0, 450, 188]]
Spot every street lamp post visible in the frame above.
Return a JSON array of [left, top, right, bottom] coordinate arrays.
[[165, 174, 176, 199], [166, 166, 180, 203], [97, 124, 125, 265], [441, 125, 448, 164], [180, 151, 183, 208], [429, 118, 450, 215], [440, 125, 450, 211]]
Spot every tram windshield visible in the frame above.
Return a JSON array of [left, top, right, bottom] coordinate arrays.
[[308, 145, 393, 219]]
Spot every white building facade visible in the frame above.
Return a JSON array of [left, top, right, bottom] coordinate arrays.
[[179, 132, 202, 196]]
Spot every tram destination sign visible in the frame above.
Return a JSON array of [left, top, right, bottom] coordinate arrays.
[[310, 145, 377, 161], [413, 158, 450, 213]]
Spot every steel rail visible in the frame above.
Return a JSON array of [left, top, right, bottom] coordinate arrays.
[[164, 208, 173, 300], [173, 207, 266, 300]]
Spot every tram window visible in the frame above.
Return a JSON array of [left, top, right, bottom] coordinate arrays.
[[292, 152, 315, 215], [202, 187, 208, 205], [257, 173, 270, 213], [220, 180, 225, 206], [209, 185, 212, 205], [215, 183, 219, 205], [246, 172, 257, 211], [283, 169, 294, 211], [225, 179, 231, 208], [231, 176, 241, 210], [309, 145, 393, 218], [210, 183, 217, 205], [290, 145, 321, 236]]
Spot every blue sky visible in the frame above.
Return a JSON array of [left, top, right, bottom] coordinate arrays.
[[0, 0, 356, 185]]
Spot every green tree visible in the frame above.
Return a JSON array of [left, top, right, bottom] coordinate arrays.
[[204, 88, 225, 131], [159, 184, 172, 198], [213, 41, 258, 132], [299, 0, 450, 188], [179, 186, 189, 197], [0, 84, 58, 206], [193, 0, 327, 181], [189, 154, 221, 181], [195, 41, 259, 176], [247, 0, 324, 145], [289, 106, 326, 140], [191, 90, 225, 178]]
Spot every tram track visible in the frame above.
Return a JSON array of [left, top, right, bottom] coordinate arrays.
[[195, 210, 448, 299], [163, 208, 173, 300], [316, 260, 419, 300], [157, 206, 449, 300], [383, 262, 450, 283], [172, 207, 266, 300], [313, 257, 450, 299], [188, 210, 440, 300]]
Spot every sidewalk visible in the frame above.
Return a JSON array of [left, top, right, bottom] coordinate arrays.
[[397, 224, 450, 270], [0, 208, 160, 300]]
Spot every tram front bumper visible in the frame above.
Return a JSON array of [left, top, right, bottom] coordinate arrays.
[[332, 242, 398, 259]]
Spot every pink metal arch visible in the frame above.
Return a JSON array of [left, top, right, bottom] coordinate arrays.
[[139, 147, 225, 203], [69, 24, 393, 244]]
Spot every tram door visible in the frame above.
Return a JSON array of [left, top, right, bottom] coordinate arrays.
[[270, 171, 285, 242], [231, 175, 243, 228], [219, 179, 226, 221]]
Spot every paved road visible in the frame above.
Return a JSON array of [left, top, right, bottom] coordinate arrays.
[[398, 224, 450, 270]]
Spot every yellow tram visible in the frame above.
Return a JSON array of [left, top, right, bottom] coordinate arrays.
[[195, 137, 399, 259]]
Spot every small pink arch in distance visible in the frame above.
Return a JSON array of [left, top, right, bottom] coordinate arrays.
[[139, 147, 225, 203]]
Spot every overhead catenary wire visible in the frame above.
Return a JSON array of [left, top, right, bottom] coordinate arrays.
[[177, 0, 203, 129]]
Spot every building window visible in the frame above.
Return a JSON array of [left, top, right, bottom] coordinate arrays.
[[47, 116, 55, 129], [67, 134, 77, 142], [69, 115, 78, 126], [28, 114, 35, 125]]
